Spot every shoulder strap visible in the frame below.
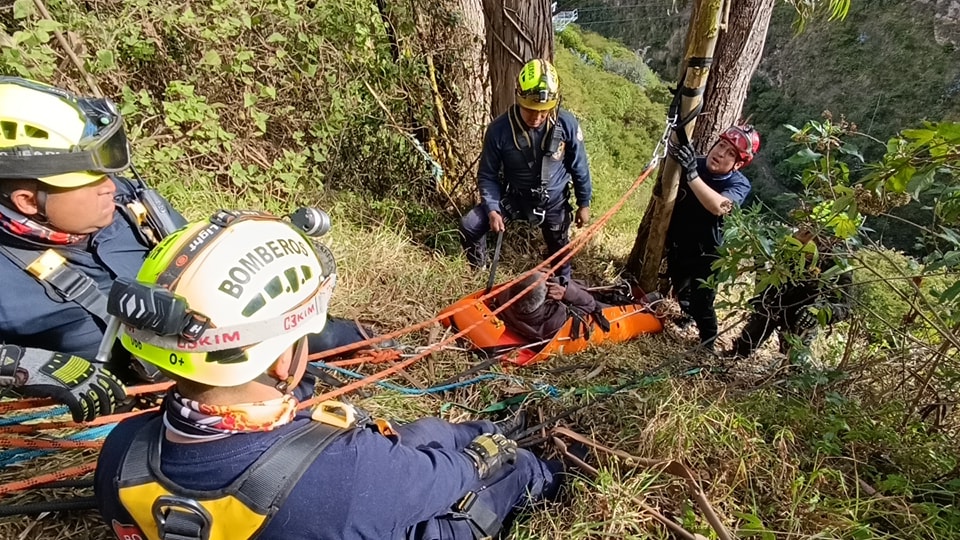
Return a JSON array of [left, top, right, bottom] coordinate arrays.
[[507, 105, 537, 171], [540, 113, 564, 197], [0, 243, 111, 324], [118, 416, 343, 540]]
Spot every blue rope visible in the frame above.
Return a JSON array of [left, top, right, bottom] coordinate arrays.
[[313, 362, 522, 396], [0, 424, 116, 468], [0, 406, 69, 426]]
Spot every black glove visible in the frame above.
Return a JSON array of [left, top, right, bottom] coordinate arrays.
[[669, 142, 699, 182], [463, 433, 518, 479], [793, 307, 820, 332], [0, 345, 127, 422]]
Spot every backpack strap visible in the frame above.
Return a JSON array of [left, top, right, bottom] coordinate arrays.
[[0, 244, 111, 325], [118, 416, 343, 540]]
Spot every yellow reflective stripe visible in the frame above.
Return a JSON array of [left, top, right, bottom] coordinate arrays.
[[119, 481, 267, 540], [51, 356, 91, 385]]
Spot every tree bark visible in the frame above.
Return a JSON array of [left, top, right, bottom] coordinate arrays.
[[692, 0, 775, 152], [409, 0, 489, 200], [624, 0, 726, 291], [449, 0, 489, 196], [482, 0, 554, 119]]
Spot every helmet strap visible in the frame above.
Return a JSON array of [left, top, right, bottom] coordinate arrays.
[[33, 188, 49, 223]]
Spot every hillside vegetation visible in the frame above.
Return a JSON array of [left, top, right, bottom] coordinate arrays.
[[3, 5, 960, 540]]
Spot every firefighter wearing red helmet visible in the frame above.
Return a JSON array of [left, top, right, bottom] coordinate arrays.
[[666, 124, 760, 349]]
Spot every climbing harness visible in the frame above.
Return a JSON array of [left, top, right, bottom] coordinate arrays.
[[117, 416, 342, 540]]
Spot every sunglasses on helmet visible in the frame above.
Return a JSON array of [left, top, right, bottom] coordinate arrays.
[[0, 77, 131, 179]]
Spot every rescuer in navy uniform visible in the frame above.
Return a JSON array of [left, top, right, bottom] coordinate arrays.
[[95, 214, 561, 540], [459, 58, 592, 280], [666, 125, 760, 349], [0, 77, 394, 423]]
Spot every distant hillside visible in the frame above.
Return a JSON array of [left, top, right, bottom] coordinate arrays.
[[556, 0, 960, 249]]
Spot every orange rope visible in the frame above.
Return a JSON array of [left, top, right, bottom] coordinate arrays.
[[0, 398, 57, 413], [0, 462, 96, 496], [0, 437, 102, 450], [325, 349, 403, 368], [306, 163, 658, 364], [0, 382, 168, 416], [300, 164, 656, 409], [0, 407, 158, 435]]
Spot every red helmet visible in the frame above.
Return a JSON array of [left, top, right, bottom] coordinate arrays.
[[718, 124, 761, 166]]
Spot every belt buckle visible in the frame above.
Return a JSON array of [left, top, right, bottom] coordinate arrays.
[[529, 207, 545, 227]]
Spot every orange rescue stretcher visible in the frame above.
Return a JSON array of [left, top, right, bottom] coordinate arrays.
[[441, 290, 663, 366]]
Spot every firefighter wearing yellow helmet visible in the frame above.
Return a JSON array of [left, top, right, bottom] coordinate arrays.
[[95, 211, 562, 540], [0, 76, 190, 422], [459, 58, 593, 280]]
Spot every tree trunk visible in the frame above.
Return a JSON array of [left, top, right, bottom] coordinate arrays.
[[449, 0, 489, 198], [692, 0, 775, 152], [482, 0, 554, 119], [624, 0, 726, 291], [409, 0, 489, 200]]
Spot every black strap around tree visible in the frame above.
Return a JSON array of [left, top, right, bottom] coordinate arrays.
[[668, 56, 713, 148]]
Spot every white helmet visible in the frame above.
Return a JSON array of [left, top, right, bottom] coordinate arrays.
[[112, 211, 336, 386]]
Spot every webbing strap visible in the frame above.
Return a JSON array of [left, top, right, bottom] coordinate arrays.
[[0, 244, 111, 325], [118, 416, 343, 540], [452, 491, 502, 539]]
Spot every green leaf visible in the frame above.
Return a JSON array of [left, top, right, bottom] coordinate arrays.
[[906, 168, 936, 198], [266, 32, 286, 43], [901, 128, 936, 145], [838, 141, 863, 162], [938, 280, 960, 304], [936, 122, 960, 143], [786, 147, 822, 167], [243, 92, 257, 108], [200, 50, 221, 67], [887, 165, 916, 192], [13, 0, 34, 19], [96, 49, 115, 70], [35, 19, 61, 32]]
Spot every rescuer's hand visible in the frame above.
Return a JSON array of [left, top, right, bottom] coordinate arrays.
[[0, 345, 127, 422], [575, 206, 590, 228], [669, 142, 699, 183], [463, 433, 518, 479], [488, 211, 506, 233]]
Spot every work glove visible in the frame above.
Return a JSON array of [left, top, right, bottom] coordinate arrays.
[[0, 345, 127, 423], [793, 306, 820, 332], [463, 433, 518, 479], [669, 142, 699, 183]]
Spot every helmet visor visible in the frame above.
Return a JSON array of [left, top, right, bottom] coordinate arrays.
[[0, 82, 130, 179], [721, 127, 755, 162]]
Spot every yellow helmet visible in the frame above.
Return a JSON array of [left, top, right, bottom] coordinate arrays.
[[0, 77, 130, 188], [109, 211, 337, 387], [516, 59, 559, 111]]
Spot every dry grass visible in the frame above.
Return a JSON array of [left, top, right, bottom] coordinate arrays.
[[2, 193, 959, 540]]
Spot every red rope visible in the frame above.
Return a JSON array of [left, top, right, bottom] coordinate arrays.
[[0, 462, 96, 496], [0, 437, 102, 450], [300, 164, 656, 408]]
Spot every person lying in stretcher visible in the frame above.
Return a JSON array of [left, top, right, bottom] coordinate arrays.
[[493, 271, 617, 342]]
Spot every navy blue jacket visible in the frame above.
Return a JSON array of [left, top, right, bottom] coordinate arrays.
[[95, 408, 559, 539], [478, 106, 592, 215], [0, 179, 172, 359], [668, 157, 751, 256]]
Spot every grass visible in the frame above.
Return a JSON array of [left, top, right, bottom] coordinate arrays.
[[3, 23, 960, 540]]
